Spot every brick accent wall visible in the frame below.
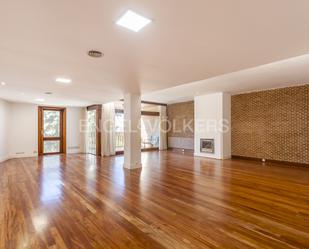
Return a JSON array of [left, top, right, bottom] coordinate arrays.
[[231, 84, 309, 164], [167, 101, 194, 138], [167, 101, 194, 149]]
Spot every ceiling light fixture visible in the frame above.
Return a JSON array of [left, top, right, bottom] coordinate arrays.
[[55, 77, 72, 84], [1, 81, 6, 86], [116, 10, 151, 32], [44, 92, 53, 95], [35, 98, 45, 102]]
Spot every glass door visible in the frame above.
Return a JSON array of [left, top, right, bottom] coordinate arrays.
[[114, 108, 160, 153], [86, 109, 97, 155], [85, 105, 102, 156], [115, 111, 124, 152], [141, 115, 160, 149], [38, 107, 66, 155]]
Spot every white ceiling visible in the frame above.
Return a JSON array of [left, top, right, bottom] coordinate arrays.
[[144, 54, 309, 103], [1, 0, 309, 106]]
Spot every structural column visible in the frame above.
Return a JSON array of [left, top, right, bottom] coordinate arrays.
[[123, 93, 142, 169]]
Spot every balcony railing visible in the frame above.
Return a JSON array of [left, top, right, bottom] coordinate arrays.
[[115, 132, 159, 151], [115, 132, 124, 151]]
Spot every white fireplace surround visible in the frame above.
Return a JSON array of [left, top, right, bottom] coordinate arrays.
[[194, 92, 231, 159]]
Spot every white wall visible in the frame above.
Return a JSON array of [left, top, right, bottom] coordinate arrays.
[[9, 103, 38, 158], [66, 107, 85, 154], [7, 103, 85, 159], [194, 93, 231, 159], [0, 99, 10, 162]]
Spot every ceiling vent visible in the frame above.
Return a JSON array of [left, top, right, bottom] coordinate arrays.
[[88, 50, 103, 58]]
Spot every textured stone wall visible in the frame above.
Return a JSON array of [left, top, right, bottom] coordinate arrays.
[[167, 101, 194, 138], [167, 101, 194, 149], [231, 84, 309, 164]]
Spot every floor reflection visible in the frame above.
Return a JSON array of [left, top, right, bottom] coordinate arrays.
[[39, 156, 63, 204], [111, 156, 125, 188], [86, 154, 97, 192], [2, 151, 307, 248]]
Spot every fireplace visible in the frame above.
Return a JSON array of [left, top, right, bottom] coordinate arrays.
[[200, 139, 215, 153]]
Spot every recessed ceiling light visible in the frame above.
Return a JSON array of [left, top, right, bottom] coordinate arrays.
[[35, 98, 45, 102], [55, 77, 72, 84], [116, 10, 151, 32], [1, 81, 6, 86]]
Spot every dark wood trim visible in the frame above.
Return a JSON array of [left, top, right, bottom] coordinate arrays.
[[96, 106, 102, 156], [232, 155, 309, 167], [142, 111, 160, 116], [62, 109, 66, 154], [38, 106, 66, 111], [43, 152, 64, 156], [142, 147, 159, 152], [43, 137, 61, 141], [115, 109, 159, 116], [119, 99, 167, 107], [141, 100, 167, 107], [87, 105, 100, 111], [38, 107, 43, 155], [86, 104, 102, 156], [38, 106, 66, 156]]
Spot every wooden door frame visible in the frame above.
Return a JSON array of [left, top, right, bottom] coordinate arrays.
[[86, 105, 102, 156], [38, 106, 66, 156]]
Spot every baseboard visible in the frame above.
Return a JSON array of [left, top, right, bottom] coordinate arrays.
[[0, 155, 10, 163], [193, 152, 224, 160], [192, 153, 232, 160], [168, 148, 194, 152], [232, 155, 309, 167], [67, 150, 83, 154], [9, 153, 37, 159], [222, 155, 232, 160]]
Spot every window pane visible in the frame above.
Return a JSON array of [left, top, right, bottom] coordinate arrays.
[[44, 140, 60, 153], [115, 113, 124, 151], [115, 113, 124, 132], [141, 116, 160, 149], [44, 111, 60, 137]]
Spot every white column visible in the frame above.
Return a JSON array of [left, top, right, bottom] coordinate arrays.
[[124, 93, 142, 169]]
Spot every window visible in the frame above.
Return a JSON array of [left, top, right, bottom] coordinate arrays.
[[115, 112, 124, 151], [38, 107, 66, 155]]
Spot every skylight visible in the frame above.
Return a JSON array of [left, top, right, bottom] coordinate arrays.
[[116, 10, 151, 32]]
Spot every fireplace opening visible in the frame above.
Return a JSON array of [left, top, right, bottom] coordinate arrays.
[[200, 139, 215, 154]]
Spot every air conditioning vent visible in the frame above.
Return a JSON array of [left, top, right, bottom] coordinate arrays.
[[88, 50, 103, 58]]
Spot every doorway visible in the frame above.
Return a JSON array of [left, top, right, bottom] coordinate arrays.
[[115, 109, 160, 154], [86, 105, 102, 156], [38, 107, 66, 155]]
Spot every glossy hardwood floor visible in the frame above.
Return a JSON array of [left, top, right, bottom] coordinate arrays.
[[0, 151, 309, 249]]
